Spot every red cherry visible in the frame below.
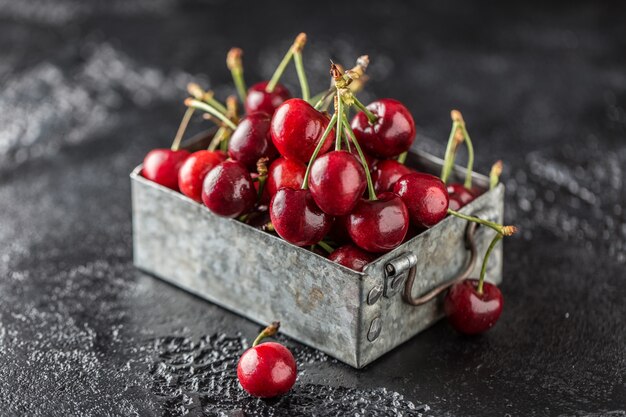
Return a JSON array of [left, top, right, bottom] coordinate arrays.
[[393, 172, 449, 228], [237, 341, 297, 398], [244, 81, 291, 116], [347, 192, 409, 253], [202, 160, 256, 218], [444, 279, 504, 335], [328, 244, 375, 272], [228, 112, 277, 171], [348, 145, 377, 170], [177, 150, 227, 202], [269, 188, 332, 246], [371, 159, 413, 193], [267, 157, 306, 197], [270, 98, 334, 164], [309, 151, 366, 216], [142, 149, 190, 191], [350, 98, 416, 158], [447, 183, 476, 211]]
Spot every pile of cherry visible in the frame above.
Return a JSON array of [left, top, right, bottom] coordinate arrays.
[[141, 34, 519, 397]]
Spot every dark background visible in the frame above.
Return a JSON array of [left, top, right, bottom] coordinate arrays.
[[1, 1, 625, 416]]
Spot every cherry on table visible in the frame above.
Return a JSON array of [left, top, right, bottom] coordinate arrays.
[[371, 159, 413, 193], [309, 150, 366, 216], [270, 98, 334, 164], [228, 112, 277, 171], [447, 183, 476, 211], [328, 244, 375, 272], [202, 160, 256, 218], [393, 172, 449, 228], [244, 81, 291, 116], [177, 150, 226, 202], [269, 187, 332, 246], [350, 98, 416, 158], [444, 279, 503, 335], [142, 149, 190, 191], [347, 192, 409, 253], [267, 157, 306, 197]]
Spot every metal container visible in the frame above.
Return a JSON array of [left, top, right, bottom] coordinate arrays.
[[131, 132, 504, 368]]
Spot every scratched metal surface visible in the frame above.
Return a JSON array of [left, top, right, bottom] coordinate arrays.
[[1, 0, 625, 416]]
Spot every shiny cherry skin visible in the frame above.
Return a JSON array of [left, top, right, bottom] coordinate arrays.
[[447, 183, 476, 211], [202, 160, 256, 218], [228, 112, 277, 171], [178, 150, 227, 202], [142, 149, 191, 191], [348, 145, 377, 170], [267, 157, 306, 197], [237, 341, 297, 398], [350, 98, 416, 158], [328, 244, 376, 272], [309, 151, 366, 216], [270, 98, 334, 164], [347, 192, 409, 253], [371, 159, 413, 193], [444, 279, 504, 335], [270, 188, 332, 246], [393, 172, 449, 228], [244, 81, 291, 116]]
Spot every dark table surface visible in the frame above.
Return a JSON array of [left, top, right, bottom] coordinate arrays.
[[1, 1, 625, 416]]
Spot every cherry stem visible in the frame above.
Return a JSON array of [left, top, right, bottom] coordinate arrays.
[[227, 48, 247, 104], [252, 321, 280, 347], [447, 209, 518, 237], [352, 96, 378, 124], [187, 83, 228, 115], [459, 122, 475, 189], [335, 96, 343, 151], [301, 113, 338, 189], [477, 232, 503, 294], [317, 241, 334, 254], [266, 33, 307, 93], [293, 51, 310, 101], [208, 127, 229, 151], [397, 151, 408, 164], [440, 121, 461, 184], [341, 111, 376, 201], [185, 99, 237, 130], [490, 160, 503, 190], [170, 107, 195, 151], [311, 88, 333, 109], [256, 158, 269, 201]]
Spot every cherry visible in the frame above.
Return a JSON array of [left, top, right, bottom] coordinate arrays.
[[270, 98, 334, 164], [447, 183, 476, 211], [309, 151, 366, 216], [244, 81, 291, 116], [237, 322, 296, 398], [142, 149, 190, 191], [444, 279, 503, 335], [202, 160, 256, 218], [177, 150, 227, 202], [350, 98, 416, 158], [348, 144, 377, 170], [228, 112, 277, 171], [371, 159, 413, 193], [328, 244, 375, 272], [269, 187, 332, 246], [347, 192, 409, 253], [267, 157, 306, 197], [393, 172, 449, 228]]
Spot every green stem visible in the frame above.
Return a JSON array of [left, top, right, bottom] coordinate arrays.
[[257, 176, 267, 201], [311, 88, 332, 108], [204, 95, 228, 115], [478, 233, 503, 294], [266, 49, 294, 93], [352, 96, 378, 124], [335, 97, 343, 151], [397, 151, 408, 164], [170, 107, 195, 151], [460, 123, 475, 189], [317, 241, 334, 254], [231, 69, 247, 104], [293, 51, 310, 101], [490, 161, 503, 190], [342, 112, 376, 200], [447, 209, 509, 236], [185, 99, 237, 130], [301, 114, 338, 189], [440, 121, 460, 184], [252, 322, 280, 347]]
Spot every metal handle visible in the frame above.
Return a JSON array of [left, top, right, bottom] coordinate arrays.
[[402, 221, 478, 306]]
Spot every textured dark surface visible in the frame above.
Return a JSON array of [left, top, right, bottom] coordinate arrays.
[[1, 1, 625, 416]]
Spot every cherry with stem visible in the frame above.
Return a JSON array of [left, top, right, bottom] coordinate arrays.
[[447, 208, 518, 237], [227, 48, 247, 104], [187, 82, 228, 115], [185, 98, 238, 130], [266, 33, 308, 96], [490, 160, 503, 190]]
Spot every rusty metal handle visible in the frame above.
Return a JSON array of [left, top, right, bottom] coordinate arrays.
[[402, 221, 478, 306]]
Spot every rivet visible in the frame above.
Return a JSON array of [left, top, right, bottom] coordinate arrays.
[[367, 317, 381, 342], [367, 286, 383, 305]]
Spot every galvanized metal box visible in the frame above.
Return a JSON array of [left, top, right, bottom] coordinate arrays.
[[131, 132, 504, 368]]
